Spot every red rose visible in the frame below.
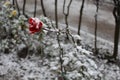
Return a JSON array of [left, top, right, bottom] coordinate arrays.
[[28, 18, 43, 34]]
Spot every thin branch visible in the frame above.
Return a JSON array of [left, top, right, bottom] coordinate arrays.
[[67, 0, 72, 16], [23, 0, 26, 15], [22, 0, 28, 18], [94, 0, 99, 55], [63, 0, 66, 14], [34, 0, 37, 17], [12, 0, 15, 5], [57, 32, 64, 74], [78, 0, 85, 36], [63, 0, 73, 40], [15, 0, 21, 16], [112, 0, 120, 59], [40, 0, 47, 17], [55, 0, 58, 28]]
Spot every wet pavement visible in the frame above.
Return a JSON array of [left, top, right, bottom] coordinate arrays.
[[17, 0, 120, 43]]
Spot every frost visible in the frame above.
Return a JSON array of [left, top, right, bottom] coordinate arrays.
[[66, 70, 82, 80], [62, 57, 70, 66], [73, 34, 82, 41], [18, 43, 26, 50], [0, 1, 120, 79]]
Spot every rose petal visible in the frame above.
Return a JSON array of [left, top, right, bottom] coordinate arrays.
[[39, 22, 43, 27], [28, 18, 33, 24], [28, 18, 43, 34]]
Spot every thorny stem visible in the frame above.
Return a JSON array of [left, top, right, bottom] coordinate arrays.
[[44, 19, 79, 75], [48, 20, 64, 73], [57, 32, 64, 74], [43, 27, 76, 47]]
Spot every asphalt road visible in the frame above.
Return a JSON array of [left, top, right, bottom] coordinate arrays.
[[17, 0, 120, 44]]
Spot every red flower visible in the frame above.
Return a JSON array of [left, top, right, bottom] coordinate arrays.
[[28, 18, 43, 34]]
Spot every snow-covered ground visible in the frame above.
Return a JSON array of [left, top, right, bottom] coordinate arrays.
[[0, 13, 120, 79], [0, 0, 120, 80], [0, 18, 120, 80]]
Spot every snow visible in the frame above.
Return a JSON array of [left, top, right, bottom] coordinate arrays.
[[0, 16, 120, 80], [0, 0, 120, 80]]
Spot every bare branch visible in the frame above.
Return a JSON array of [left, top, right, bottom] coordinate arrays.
[[94, 0, 99, 55], [15, 0, 21, 16], [23, 0, 26, 15], [40, 0, 47, 17], [78, 0, 85, 36], [55, 0, 58, 28], [63, 0, 73, 39], [34, 0, 37, 17]]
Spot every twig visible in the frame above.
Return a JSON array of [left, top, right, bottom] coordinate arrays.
[[34, 0, 37, 17], [40, 0, 47, 17], [63, 0, 73, 40], [55, 0, 58, 28]]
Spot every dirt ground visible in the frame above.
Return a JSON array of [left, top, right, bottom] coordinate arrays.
[[17, 0, 120, 44]]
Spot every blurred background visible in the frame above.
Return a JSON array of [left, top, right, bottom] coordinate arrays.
[[16, 0, 117, 43]]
